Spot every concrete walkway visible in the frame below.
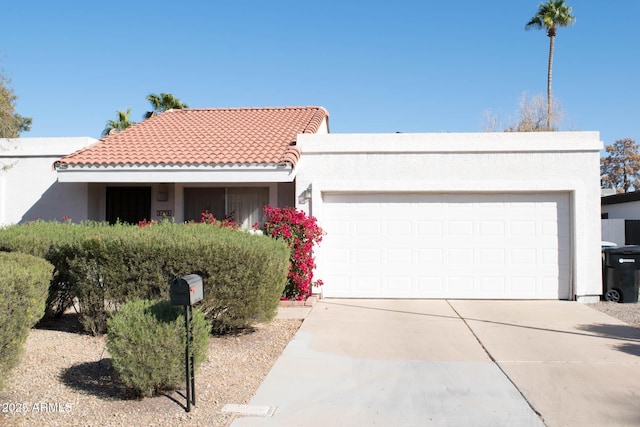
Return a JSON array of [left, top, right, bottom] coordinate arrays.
[[229, 299, 640, 427]]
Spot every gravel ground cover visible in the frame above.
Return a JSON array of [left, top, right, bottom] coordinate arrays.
[[588, 300, 640, 329], [0, 313, 301, 427]]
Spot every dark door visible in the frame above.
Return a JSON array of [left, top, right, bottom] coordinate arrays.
[[106, 187, 151, 224], [626, 220, 640, 245]]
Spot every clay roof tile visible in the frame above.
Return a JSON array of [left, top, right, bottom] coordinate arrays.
[[57, 106, 328, 168]]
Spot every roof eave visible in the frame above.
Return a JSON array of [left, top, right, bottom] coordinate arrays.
[[55, 164, 297, 183]]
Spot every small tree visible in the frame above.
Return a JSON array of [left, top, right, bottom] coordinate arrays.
[[102, 93, 188, 135], [507, 92, 564, 132], [144, 93, 189, 119], [601, 138, 640, 193], [483, 92, 563, 132], [0, 61, 32, 138], [102, 108, 135, 136]]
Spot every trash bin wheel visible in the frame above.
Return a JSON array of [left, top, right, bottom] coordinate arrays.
[[604, 288, 622, 303]]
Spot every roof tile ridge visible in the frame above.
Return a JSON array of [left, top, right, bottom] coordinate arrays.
[[193, 106, 322, 112], [302, 107, 329, 134], [151, 106, 325, 115], [281, 145, 301, 167]]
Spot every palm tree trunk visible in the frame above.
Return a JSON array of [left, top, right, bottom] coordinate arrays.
[[547, 35, 555, 130]]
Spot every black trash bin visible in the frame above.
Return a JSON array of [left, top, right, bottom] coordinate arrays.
[[602, 246, 640, 303]]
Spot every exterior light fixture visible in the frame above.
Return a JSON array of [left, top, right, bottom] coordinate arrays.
[[298, 185, 312, 204]]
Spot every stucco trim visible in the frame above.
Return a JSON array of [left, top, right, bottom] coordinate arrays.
[[56, 164, 297, 183], [298, 131, 602, 154]]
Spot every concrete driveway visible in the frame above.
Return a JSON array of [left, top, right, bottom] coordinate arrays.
[[229, 299, 640, 427]]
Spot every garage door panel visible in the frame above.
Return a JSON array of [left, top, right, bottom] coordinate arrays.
[[479, 277, 506, 294], [319, 192, 570, 299], [355, 248, 381, 263], [449, 277, 475, 294], [479, 248, 506, 264], [448, 221, 474, 236], [512, 276, 537, 290], [355, 276, 380, 292], [354, 221, 380, 235], [388, 220, 412, 236], [511, 221, 537, 235], [387, 248, 412, 264], [326, 219, 350, 236], [479, 221, 505, 236], [417, 221, 443, 236], [417, 276, 443, 293], [418, 249, 443, 264], [510, 248, 537, 264], [326, 249, 351, 265], [387, 277, 412, 293]]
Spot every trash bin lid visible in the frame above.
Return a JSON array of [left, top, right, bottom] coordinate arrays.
[[603, 245, 640, 255]]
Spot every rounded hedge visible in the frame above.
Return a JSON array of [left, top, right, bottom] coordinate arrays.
[[0, 251, 53, 390], [106, 299, 210, 398]]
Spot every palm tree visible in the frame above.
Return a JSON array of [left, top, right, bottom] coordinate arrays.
[[102, 108, 135, 136], [144, 93, 189, 119], [525, 0, 575, 130]]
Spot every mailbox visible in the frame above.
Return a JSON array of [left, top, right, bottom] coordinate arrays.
[[170, 274, 204, 306], [170, 274, 204, 412]]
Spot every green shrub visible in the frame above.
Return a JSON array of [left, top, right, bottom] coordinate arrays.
[[106, 299, 210, 398], [58, 222, 289, 334], [0, 252, 53, 390], [0, 221, 290, 335], [161, 224, 290, 333], [0, 220, 104, 317]]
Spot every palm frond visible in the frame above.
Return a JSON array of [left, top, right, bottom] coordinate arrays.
[[525, 0, 575, 32]]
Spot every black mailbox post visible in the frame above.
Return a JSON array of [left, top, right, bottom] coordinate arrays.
[[170, 274, 204, 413]]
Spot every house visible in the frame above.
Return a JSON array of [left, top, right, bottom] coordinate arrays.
[[2, 108, 603, 302], [601, 191, 640, 246], [53, 106, 329, 227]]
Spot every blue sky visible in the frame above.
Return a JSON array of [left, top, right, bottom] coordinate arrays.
[[1, 1, 638, 149]]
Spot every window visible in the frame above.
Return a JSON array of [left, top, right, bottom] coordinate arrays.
[[184, 187, 269, 228], [228, 187, 269, 229]]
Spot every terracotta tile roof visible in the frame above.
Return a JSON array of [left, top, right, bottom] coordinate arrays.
[[56, 106, 328, 168]]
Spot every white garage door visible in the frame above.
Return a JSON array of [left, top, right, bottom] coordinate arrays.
[[319, 192, 570, 299]]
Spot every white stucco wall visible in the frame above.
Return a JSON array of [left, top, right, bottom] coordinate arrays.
[[600, 198, 640, 246], [601, 219, 625, 246], [601, 200, 640, 219], [296, 131, 603, 301], [0, 137, 96, 225]]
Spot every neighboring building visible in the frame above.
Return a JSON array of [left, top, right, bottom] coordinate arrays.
[[601, 191, 640, 246], [0, 137, 97, 225]]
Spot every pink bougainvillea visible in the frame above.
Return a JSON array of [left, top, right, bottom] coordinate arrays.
[[199, 210, 240, 229], [262, 206, 324, 300]]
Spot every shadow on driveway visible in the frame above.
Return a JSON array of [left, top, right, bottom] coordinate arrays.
[[323, 300, 640, 346]]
